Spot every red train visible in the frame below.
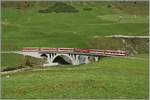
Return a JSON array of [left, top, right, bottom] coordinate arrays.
[[22, 47, 128, 56]]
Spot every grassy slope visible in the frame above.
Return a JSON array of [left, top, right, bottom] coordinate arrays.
[[1, 53, 24, 68], [1, 2, 149, 51], [1, 2, 149, 99], [2, 55, 149, 99], [1, 3, 149, 66]]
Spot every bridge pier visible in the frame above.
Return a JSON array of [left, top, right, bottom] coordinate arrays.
[[95, 56, 99, 62], [85, 56, 90, 64]]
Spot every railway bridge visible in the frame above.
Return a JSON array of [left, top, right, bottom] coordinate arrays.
[[17, 48, 128, 66]]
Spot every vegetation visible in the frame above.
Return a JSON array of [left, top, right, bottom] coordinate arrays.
[[1, 53, 24, 68], [89, 37, 149, 54], [48, 2, 78, 13], [1, 1, 149, 51], [39, 2, 78, 13], [83, 8, 93, 11], [2, 54, 149, 99], [1, 1, 149, 99]]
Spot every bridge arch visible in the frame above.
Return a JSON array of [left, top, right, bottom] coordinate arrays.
[[51, 54, 74, 65]]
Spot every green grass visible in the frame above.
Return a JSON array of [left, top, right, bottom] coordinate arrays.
[[1, 2, 149, 99], [1, 2, 149, 51], [1, 53, 24, 68], [2, 54, 149, 99]]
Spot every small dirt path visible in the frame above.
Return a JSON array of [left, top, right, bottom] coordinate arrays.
[[1, 67, 31, 75], [105, 35, 149, 38]]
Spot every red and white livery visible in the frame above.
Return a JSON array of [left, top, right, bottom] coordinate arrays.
[[22, 47, 128, 56]]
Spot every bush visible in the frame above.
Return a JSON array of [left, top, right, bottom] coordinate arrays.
[[39, 2, 79, 13], [107, 4, 112, 8], [83, 8, 92, 11], [38, 9, 48, 13]]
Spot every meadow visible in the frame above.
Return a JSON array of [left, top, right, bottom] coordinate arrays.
[[2, 55, 149, 99], [1, 1, 149, 99], [2, 2, 149, 51]]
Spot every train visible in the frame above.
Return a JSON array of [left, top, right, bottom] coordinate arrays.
[[22, 47, 128, 56]]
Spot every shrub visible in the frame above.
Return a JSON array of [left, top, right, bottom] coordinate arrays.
[[83, 8, 92, 11], [107, 4, 112, 8], [38, 9, 48, 13], [39, 2, 79, 13]]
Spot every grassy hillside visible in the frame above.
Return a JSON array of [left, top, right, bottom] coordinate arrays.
[[2, 55, 149, 99], [1, 53, 24, 68], [1, 1, 149, 51], [1, 2, 149, 99]]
